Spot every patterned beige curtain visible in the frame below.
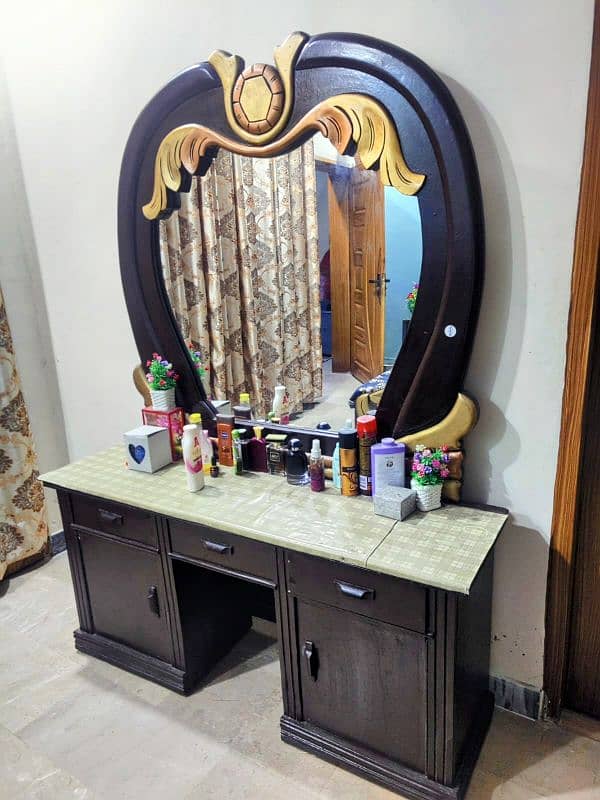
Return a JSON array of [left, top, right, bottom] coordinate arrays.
[[0, 285, 48, 580], [159, 140, 322, 418]]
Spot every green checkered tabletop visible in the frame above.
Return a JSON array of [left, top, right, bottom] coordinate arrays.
[[41, 447, 507, 593]]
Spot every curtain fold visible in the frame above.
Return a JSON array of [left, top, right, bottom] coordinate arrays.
[[160, 140, 322, 418], [0, 284, 48, 580]]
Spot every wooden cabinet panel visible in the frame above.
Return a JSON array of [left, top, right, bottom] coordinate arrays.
[[295, 598, 428, 773], [287, 551, 428, 634], [78, 529, 173, 663], [71, 494, 158, 549], [168, 519, 277, 583]]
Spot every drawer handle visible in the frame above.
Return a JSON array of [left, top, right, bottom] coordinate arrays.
[[203, 540, 233, 555], [303, 640, 319, 681], [147, 585, 160, 616], [334, 579, 375, 600], [98, 508, 123, 526]]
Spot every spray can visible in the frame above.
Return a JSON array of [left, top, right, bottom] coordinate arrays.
[[356, 415, 377, 496], [338, 427, 359, 496]]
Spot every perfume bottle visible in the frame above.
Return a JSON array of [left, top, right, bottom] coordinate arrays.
[[266, 433, 287, 475], [248, 425, 268, 472], [232, 429, 244, 475], [286, 439, 309, 486], [309, 439, 325, 492]]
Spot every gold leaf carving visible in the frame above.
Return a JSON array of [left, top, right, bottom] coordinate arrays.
[[143, 93, 425, 220]]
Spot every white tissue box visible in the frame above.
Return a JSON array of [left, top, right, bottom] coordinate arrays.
[[373, 485, 417, 520], [124, 425, 172, 473]]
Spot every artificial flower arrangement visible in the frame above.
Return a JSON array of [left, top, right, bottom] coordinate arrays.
[[410, 444, 450, 512], [406, 283, 419, 315], [188, 345, 211, 398], [146, 353, 179, 390]]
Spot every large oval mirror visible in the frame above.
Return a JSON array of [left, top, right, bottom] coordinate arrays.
[[158, 131, 422, 432]]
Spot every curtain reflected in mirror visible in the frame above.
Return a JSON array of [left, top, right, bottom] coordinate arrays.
[[159, 133, 422, 432]]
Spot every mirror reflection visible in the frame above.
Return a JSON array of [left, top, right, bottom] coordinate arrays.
[[159, 133, 422, 431]]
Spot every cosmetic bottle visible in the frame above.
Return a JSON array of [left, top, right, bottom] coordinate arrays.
[[182, 423, 205, 492], [200, 431, 213, 474], [216, 413, 235, 467], [370, 438, 406, 494], [309, 439, 325, 492], [232, 429, 244, 475], [356, 415, 377, 496], [210, 455, 220, 477], [338, 427, 359, 496], [248, 425, 268, 472], [266, 433, 287, 475], [272, 385, 286, 419], [286, 439, 309, 486], [233, 392, 253, 420], [332, 442, 342, 489]]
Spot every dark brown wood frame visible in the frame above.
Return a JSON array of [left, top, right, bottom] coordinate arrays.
[[544, 2, 600, 718], [118, 32, 484, 440]]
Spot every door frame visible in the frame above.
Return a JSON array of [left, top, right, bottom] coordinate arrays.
[[544, 0, 600, 718]]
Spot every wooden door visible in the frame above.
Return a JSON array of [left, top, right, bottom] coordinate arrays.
[[78, 529, 173, 663], [295, 598, 428, 772], [348, 168, 386, 382], [565, 288, 600, 717]]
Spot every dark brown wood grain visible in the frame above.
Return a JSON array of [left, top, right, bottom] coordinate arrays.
[[117, 33, 484, 439], [49, 483, 498, 799], [545, 1, 600, 718]]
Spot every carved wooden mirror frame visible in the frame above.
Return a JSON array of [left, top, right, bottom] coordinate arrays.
[[118, 32, 483, 447]]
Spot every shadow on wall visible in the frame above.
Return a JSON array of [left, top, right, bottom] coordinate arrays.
[[440, 75, 548, 687]]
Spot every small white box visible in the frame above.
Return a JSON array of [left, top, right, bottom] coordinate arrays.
[[373, 485, 417, 520], [124, 425, 172, 473]]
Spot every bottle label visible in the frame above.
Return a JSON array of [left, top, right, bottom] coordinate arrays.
[[373, 452, 405, 490], [341, 465, 359, 496]]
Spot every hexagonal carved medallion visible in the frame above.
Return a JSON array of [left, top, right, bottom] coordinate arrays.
[[232, 63, 284, 135]]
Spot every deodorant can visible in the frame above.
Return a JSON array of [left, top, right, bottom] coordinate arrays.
[[338, 427, 359, 496]]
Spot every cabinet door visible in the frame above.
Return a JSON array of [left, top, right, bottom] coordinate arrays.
[[78, 530, 173, 663], [295, 599, 428, 773]]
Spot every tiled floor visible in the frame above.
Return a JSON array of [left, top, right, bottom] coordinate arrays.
[[2, 553, 600, 799]]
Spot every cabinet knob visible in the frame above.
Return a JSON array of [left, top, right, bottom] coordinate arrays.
[[334, 579, 375, 600], [203, 540, 233, 555], [303, 640, 319, 681], [98, 508, 123, 526], [147, 585, 160, 616]]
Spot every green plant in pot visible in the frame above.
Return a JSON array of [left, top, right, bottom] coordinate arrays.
[[146, 353, 179, 411], [410, 444, 450, 512]]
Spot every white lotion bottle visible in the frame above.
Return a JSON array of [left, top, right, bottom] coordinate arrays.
[[182, 423, 205, 492]]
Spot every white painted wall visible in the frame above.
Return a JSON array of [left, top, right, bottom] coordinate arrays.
[[1, 0, 594, 686], [0, 61, 68, 533]]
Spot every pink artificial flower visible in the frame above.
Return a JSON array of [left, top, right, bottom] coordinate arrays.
[[441, 468, 450, 478], [147, 375, 154, 382], [432, 459, 441, 469], [146, 360, 151, 367], [423, 449, 431, 457]]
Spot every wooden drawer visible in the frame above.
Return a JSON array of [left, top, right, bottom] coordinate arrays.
[[70, 494, 158, 549], [286, 551, 429, 634], [168, 519, 277, 584]]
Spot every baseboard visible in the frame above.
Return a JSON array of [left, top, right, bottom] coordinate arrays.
[[281, 716, 458, 800], [74, 629, 190, 694], [490, 675, 544, 720], [50, 530, 66, 555]]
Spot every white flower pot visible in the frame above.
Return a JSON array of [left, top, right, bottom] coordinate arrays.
[[149, 387, 176, 411], [411, 479, 443, 512]]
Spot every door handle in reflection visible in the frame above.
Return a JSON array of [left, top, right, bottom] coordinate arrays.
[[147, 585, 160, 616], [334, 579, 375, 600], [303, 640, 319, 681], [368, 273, 390, 301]]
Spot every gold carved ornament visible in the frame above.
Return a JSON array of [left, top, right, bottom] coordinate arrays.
[[142, 93, 425, 220]]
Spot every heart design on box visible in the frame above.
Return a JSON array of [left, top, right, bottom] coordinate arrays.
[[129, 444, 146, 464]]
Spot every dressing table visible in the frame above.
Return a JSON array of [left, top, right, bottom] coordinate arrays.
[[43, 32, 508, 800]]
